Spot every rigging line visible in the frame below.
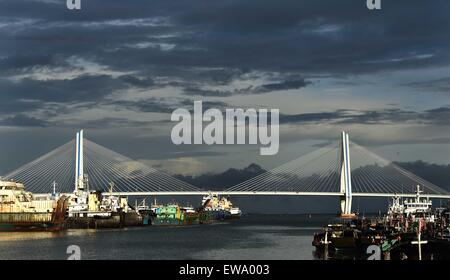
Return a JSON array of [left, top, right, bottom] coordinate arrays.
[[229, 144, 339, 191], [270, 156, 332, 193], [291, 156, 337, 193], [85, 151, 192, 192], [350, 145, 397, 193], [350, 151, 377, 194], [6, 145, 70, 184], [84, 154, 123, 192], [12, 144, 73, 184], [226, 143, 338, 191], [352, 172, 368, 193], [316, 168, 337, 193], [84, 153, 150, 192], [321, 147, 341, 193], [4, 140, 73, 178], [38, 150, 74, 193], [355, 146, 421, 194], [351, 141, 447, 194], [365, 165, 400, 194], [84, 147, 171, 191], [18, 148, 72, 193], [352, 164, 383, 194], [316, 158, 340, 193], [274, 147, 340, 192], [390, 164, 446, 194], [85, 139, 200, 190], [374, 165, 416, 194], [353, 149, 400, 193], [304, 155, 340, 193]]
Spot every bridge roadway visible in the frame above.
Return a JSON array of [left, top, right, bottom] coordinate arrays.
[[33, 191, 450, 199], [103, 191, 450, 199]]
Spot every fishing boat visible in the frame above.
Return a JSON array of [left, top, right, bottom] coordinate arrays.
[[201, 193, 241, 220], [0, 180, 68, 231], [151, 203, 185, 226]]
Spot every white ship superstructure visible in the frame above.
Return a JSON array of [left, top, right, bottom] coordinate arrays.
[[403, 185, 432, 215]]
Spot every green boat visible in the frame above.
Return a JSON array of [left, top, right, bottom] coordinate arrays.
[[151, 204, 185, 226]]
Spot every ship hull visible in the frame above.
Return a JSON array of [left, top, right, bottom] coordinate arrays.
[[184, 213, 200, 225], [0, 222, 63, 232], [0, 211, 66, 232], [66, 212, 123, 229], [197, 210, 231, 224], [151, 217, 184, 226]]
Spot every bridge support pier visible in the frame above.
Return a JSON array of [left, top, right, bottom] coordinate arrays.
[[339, 131, 353, 215]]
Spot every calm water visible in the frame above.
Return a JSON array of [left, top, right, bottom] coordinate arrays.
[[0, 214, 333, 260]]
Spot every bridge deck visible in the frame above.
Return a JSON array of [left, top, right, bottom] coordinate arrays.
[[96, 191, 450, 199]]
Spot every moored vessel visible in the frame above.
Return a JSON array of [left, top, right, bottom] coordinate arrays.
[[0, 179, 68, 231], [201, 193, 241, 220]]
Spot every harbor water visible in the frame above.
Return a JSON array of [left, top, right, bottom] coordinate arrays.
[[0, 214, 332, 260]]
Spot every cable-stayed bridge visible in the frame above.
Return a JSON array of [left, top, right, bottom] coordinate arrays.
[[3, 130, 450, 214]]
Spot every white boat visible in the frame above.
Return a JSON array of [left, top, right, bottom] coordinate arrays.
[[403, 185, 432, 215], [201, 192, 242, 218]]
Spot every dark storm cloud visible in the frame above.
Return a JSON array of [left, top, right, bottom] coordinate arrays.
[[258, 79, 311, 91], [0, 73, 160, 118], [182, 79, 310, 96], [0, 75, 121, 103], [279, 107, 450, 126], [0, 55, 53, 72], [107, 98, 231, 115], [119, 75, 154, 88], [405, 77, 450, 94], [0, 114, 48, 127], [0, 0, 450, 178], [2, 0, 449, 91], [74, 117, 150, 129], [109, 98, 176, 114]]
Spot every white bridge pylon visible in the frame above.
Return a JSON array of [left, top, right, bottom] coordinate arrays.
[[340, 131, 352, 215]]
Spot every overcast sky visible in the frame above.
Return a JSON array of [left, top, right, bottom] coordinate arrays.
[[1, 0, 450, 177]]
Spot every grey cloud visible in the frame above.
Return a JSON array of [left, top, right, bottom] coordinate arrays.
[[0, 75, 122, 103], [405, 77, 450, 94], [0, 114, 48, 127], [2, 0, 449, 80], [279, 107, 450, 126], [71, 117, 151, 129], [109, 99, 176, 114], [119, 75, 154, 88], [258, 79, 311, 92], [183, 79, 310, 96]]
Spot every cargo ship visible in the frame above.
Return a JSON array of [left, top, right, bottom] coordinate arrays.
[[201, 193, 242, 220], [66, 182, 141, 229], [0, 179, 68, 231]]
